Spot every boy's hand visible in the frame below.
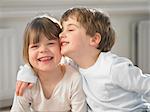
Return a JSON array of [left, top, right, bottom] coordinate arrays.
[[16, 81, 33, 96]]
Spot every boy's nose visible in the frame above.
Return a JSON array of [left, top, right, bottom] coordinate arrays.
[[59, 32, 66, 39]]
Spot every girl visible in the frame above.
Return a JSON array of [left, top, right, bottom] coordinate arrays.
[[11, 14, 87, 112]]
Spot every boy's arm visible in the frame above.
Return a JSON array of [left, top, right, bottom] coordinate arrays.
[[60, 56, 78, 70], [16, 81, 33, 96], [111, 60, 150, 102], [16, 57, 76, 96], [16, 64, 37, 96], [17, 64, 37, 83]]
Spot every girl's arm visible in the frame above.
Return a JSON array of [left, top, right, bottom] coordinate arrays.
[[11, 89, 32, 112], [70, 72, 87, 112]]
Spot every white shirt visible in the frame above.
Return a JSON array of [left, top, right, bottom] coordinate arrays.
[[79, 52, 150, 112], [17, 54, 150, 112], [12, 64, 87, 112]]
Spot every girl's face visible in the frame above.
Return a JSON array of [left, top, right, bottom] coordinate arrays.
[[59, 17, 90, 59], [28, 34, 62, 72]]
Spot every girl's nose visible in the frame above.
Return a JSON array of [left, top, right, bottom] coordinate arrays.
[[39, 45, 48, 53]]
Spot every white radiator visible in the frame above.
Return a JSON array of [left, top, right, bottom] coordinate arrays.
[[137, 20, 150, 73], [0, 29, 18, 108]]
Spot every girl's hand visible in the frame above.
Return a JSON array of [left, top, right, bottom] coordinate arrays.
[[16, 81, 33, 96]]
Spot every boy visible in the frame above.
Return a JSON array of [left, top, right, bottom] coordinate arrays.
[[16, 8, 150, 112]]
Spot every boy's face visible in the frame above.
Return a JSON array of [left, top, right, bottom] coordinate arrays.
[[28, 34, 62, 72], [59, 17, 90, 59]]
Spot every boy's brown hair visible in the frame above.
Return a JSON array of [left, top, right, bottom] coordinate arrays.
[[23, 16, 61, 64], [60, 7, 115, 52]]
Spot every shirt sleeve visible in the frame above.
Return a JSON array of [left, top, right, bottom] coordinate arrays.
[[70, 73, 87, 112], [60, 56, 78, 70], [17, 64, 37, 83], [111, 58, 150, 102], [11, 89, 32, 112]]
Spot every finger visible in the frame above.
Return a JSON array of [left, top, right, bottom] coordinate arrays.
[[19, 82, 28, 96], [16, 81, 22, 96], [28, 83, 33, 89]]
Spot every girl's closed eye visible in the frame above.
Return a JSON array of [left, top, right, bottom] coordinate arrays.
[[47, 42, 54, 45], [47, 40, 58, 46], [47, 42, 55, 46], [29, 44, 39, 49]]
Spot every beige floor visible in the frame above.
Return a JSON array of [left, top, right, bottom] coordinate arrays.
[[0, 106, 11, 112]]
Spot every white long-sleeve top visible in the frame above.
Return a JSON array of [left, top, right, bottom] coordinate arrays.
[[17, 53, 150, 112], [12, 64, 87, 112], [79, 52, 150, 112]]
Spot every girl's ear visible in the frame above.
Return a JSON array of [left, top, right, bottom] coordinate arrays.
[[89, 33, 101, 47]]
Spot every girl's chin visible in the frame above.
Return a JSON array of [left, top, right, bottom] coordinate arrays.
[[38, 68, 52, 72]]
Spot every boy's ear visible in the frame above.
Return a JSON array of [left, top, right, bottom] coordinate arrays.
[[89, 33, 101, 47]]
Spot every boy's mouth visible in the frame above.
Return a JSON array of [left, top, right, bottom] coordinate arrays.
[[61, 41, 69, 46]]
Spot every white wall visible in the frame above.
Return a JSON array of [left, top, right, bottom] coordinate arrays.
[[0, 0, 149, 63], [0, 0, 149, 107], [111, 13, 149, 62]]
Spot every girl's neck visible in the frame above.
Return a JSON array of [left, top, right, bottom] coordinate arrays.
[[37, 65, 64, 84], [37, 64, 65, 99]]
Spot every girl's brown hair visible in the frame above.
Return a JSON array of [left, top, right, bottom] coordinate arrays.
[[23, 16, 61, 64]]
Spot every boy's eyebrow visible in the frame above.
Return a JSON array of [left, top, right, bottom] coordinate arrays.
[[67, 23, 79, 28]]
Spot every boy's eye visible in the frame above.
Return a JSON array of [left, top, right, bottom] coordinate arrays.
[[68, 29, 74, 31]]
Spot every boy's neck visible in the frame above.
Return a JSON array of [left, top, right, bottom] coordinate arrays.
[[74, 51, 100, 69]]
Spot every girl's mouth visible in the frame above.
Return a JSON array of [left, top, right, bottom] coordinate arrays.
[[38, 56, 53, 62]]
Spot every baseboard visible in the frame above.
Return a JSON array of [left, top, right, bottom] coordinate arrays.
[[0, 99, 13, 108]]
